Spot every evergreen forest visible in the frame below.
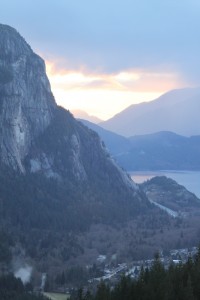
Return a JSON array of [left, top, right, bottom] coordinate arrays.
[[71, 249, 200, 300]]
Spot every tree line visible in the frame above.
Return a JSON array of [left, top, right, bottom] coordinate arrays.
[[0, 273, 48, 300], [71, 249, 200, 300]]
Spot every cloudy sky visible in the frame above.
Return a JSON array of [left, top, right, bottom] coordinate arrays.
[[1, 0, 200, 119]]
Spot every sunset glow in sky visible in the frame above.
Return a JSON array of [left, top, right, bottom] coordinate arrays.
[[46, 61, 184, 120], [1, 0, 200, 119]]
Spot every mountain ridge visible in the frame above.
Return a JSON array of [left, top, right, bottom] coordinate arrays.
[[72, 109, 102, 124], [80, 118, 200, 171], [100, 87, 200, 137], [79, 119, 131, 156]]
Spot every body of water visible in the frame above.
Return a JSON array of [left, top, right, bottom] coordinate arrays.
[[130, 170, 200, 198]]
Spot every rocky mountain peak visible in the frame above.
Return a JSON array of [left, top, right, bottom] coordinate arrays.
[[0, 24, 32, 61], [0, 24, 56, 172]]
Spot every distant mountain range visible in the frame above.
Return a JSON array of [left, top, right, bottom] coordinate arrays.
[[121, 131, 200, 171], [71, 109, 102, 124], [99, 88, 200, 137], [80, 120, 200, 171], [79, 119, 131, 156]]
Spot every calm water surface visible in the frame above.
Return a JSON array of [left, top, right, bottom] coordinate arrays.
[[130, 171, 200, 198]]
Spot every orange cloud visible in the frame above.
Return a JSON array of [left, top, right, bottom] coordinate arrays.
[[46, 61, 185, 92], [45, 60, 187, 120]]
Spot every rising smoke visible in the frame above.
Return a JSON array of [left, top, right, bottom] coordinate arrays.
[[14, 265, 32, 284], [40, 273, 46, 290]]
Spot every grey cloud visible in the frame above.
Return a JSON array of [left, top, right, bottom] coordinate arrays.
[[1, 0, 200, 84]]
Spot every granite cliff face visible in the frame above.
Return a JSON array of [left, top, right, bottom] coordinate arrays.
[[0, 24, 139, 194], [26, 107, 140, 191], [0, 25, 56, 172]]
